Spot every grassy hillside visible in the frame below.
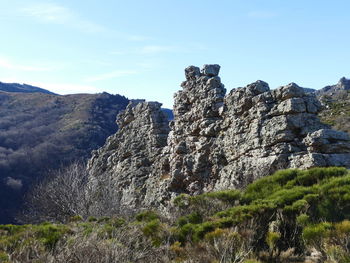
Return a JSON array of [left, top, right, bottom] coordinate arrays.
[[0, 91, 128, 224], [1, 167, 349, 263]]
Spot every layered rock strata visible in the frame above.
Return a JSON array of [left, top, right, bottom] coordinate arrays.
[[87, 65, 350, 210]]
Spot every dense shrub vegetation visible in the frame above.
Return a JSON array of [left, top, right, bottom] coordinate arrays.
[[0, 91, 128, 223], [1, 167, 350, 262]]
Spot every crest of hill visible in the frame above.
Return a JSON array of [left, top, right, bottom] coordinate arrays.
[[0, 82, 56, 95]]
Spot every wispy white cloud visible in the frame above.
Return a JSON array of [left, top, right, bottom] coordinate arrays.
[[127, 35, 151, 42], [20, 2, 109, 33], [0, 57, 52, 72], [21, 3, 71, 23], [19, 2, 150, 38], [110, 45, 182, 56], [247, 11, 277, 19], [139, 45, 179, 54], [109, 51, 126, 56], [85, 70, 137, 82]]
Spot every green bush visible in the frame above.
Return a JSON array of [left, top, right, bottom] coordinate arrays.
[[69, 215, 83, 222], [177, 212, 202, 227], [97, 216, 110, 223], [296, 214, 309, 226], [87, 216, 97, 222], [302, 222, 332, 246], [266, 231, 281, 251], [34, 223, 68, 250], [193, 221, 217, 242], [136, 211, 159, 222], [0, 251, 9, 262], [142, 219, 164, 246]]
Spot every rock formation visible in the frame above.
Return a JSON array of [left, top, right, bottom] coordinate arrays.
[[87, 65, 350, 211], [87, 100, 170, 209], [317, 77, 350, 96]]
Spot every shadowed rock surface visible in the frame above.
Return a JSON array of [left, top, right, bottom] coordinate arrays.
[[87, 65, 350, 211]]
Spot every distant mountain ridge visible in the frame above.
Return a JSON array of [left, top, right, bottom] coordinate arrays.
[[0, 81, 56, 94]]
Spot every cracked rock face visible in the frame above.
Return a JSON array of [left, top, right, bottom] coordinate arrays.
[[214, 81, 350, 190], [87, 100, 170, 210], [167, 65, 226, 195], [87, 65, 350, 210]]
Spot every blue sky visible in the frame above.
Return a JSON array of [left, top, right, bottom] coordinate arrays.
[[0, 0, 349, 108]]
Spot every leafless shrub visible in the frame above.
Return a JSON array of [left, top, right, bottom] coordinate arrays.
[[50, 225, 172, 263], [85, 175, 133, 218], [7, 223, 174, 263], [19, 161, 90, 223]]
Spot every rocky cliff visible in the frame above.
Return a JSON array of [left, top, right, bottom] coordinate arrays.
[[87, 65, 350, 211]]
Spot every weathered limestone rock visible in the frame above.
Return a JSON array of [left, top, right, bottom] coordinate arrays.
[[214, 81, 350, 189], [167, 64, 226, 194], [87, 100, 170, 210], [87, 65, 350, 211]]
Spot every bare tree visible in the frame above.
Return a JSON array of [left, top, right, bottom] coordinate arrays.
[[19, 161, 90, 223], [86, 174, 127, 218]]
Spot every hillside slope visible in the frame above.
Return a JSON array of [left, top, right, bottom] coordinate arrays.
[[0, 82, 56, 94], [0, 90, 129, 223]]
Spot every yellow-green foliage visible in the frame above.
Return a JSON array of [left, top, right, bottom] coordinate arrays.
[[266, 231, 281, 250], [296, 214, 309, 226], [177, 212, 202, 226], [302, 220, 350, 262], [0, 251, 9, 262], [69, 215, 83, 222], [335, 220, 350, 236], [0, 223, 69, 252], [34, 223, 70, 250], [87, 216, 97, 222], [136, 211, 159, 222], [142, 219, 164, 246], [97, 216, 110, 223], [173, 167, 350, 249]]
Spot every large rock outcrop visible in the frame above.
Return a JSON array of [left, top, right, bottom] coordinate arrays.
[[87, 100, 170, 209], [87, 65, 350, 211]]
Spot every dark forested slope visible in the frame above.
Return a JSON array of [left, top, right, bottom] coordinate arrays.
[[0, 89, 129, 223]]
